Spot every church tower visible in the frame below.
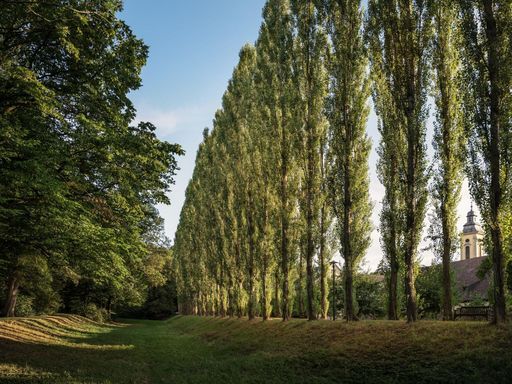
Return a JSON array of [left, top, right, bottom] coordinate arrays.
[[460, 205, 485, 261]]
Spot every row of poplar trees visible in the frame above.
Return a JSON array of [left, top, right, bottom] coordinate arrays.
[[174, 0, 512, 324]]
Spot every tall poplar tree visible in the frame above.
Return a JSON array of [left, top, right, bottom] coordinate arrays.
[[291, 0, 328, 321], [257, 0, 298, 321], [325, 0, 372, 321], [220, 45, 260, 319], [458, 0, 512, 324], [367, 0, 431, 322], [429, 0, 464, 321]]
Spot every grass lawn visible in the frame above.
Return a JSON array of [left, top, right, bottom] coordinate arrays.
[[0, 315, 511, 383]]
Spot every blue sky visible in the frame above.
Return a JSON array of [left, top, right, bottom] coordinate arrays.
[[121, 1, 476, 270]]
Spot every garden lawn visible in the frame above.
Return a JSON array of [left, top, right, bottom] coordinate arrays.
[[0, 314, 511, 383]]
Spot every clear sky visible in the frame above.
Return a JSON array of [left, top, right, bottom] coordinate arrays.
[[120, 0, 477, 271]]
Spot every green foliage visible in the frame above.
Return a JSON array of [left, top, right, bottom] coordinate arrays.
[[13, 294, 35, 317], [173, 0, 373, 322], [0, 1, 183, 318], [427, 0, 465, 320], [458, 0, 512, 322], [367, 0, 432, 322], [354, 275, 386, 319], [325, 0, 373, 321]]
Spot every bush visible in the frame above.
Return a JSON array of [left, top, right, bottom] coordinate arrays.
[[14, 294, 35, 317], [82, 303, 109, 322]]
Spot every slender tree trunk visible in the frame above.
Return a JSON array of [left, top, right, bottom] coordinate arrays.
[[388, 257, 399, 320], [344, 260, 356, 321], [261, 203, 270, 321], [106, 296, 112, 320], [274, 270, 281, 318], [261, 258, 269, 320], [219, 267, 226, 317], [441, 206, 453, 320], [319, 204, 328, 319], [2, 274, 20, 317], [298, 247, 304, 317], [388, 191, 399, 321], [247, 195, 256, 320], [227, 274, 235, 317]]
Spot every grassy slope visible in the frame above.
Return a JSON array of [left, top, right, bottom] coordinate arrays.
[[0, 315, 511, 384]]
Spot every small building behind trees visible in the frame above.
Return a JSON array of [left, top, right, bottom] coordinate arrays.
[[460, 207, 485, 261], [453, 207, 488, 303]]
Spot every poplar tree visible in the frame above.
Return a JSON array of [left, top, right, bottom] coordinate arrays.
[[367, 0, 431, 322], [458, 0, 512, 324], [367, 1, 405, 320], [325, 0, 372, 321], [291, 0, 328, 321], [227, 45, 260, 320], [257, 0, 298, 321], [429, 0, 464, 321]]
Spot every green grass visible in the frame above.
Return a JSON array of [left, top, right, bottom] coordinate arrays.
[[1, 315, 511, 383]]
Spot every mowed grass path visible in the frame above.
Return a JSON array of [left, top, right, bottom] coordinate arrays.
[[0, 315, 511, 383]]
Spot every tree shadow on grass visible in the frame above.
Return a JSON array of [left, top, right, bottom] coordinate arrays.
[[0, 322, 144, 384]]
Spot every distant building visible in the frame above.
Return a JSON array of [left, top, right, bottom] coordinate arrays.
[[460, 206, 485, 261], [454, 206, 488, 302]]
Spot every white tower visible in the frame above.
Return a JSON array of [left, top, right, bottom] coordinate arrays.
[[460, 205, 485, 261]]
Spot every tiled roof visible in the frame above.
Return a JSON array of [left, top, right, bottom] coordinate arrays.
[[451, 257, 490, 301]]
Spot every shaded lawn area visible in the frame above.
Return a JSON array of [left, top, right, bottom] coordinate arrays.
[[0, 315, 511, 383]]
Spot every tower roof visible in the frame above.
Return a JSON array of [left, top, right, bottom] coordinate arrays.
[[463, 205, 483, 234]]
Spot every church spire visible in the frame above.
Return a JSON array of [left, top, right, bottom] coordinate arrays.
[[463, 204, 481, 233]]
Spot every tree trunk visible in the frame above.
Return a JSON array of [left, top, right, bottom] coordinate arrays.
[[273, 270, 281, 318], [261, 260, 268, 320], [227, 275, 235, 317], [441, 208, 453, 320], [2, 274, 20, 317], [388, 159, 399, 321], [404, 247, 417, 322], [261, 203, 270, 321], [344, 260, 356, 321], [247, 194, 256, 320], [297, 245, 304, 317], [106, 296, 113, 320], [388, 257, 399, 320], [319, 204, 328, 319], [219, 267, 226, 317]]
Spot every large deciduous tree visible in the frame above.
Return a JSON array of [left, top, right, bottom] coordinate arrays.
[[0, 1, 182, 317]]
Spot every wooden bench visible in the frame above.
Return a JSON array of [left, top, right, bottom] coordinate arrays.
[[454, 306, 491, 321]]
